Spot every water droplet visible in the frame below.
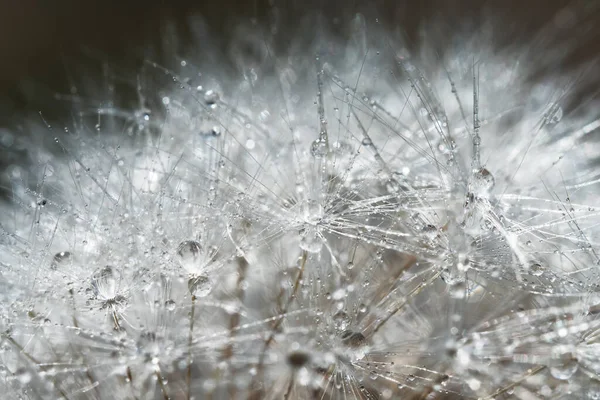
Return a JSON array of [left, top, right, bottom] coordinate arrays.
[[300, 226, 322, 253], [188, 275, 212, 297], [210, 126, 221, 136], [545, 105, 563, 125], [310, 139, 328, 158], [422, 224, 438, 242], [470, 168, 495, 198], [204, 90, 219, 107], [340, 330, 366, 347], [164, 299, 176, 311], [529, 263, 544, 276], [332, 310, 351, 331], [91, 266, 120, 300], [550, 359, 578, 380], [450, 281, 466, 299], [52, 251, 72, 268], [177, 240, 203, 270]]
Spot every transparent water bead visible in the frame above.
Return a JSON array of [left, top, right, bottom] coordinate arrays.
[[311, 138, 328, 158], [550, 359, 579, 380], [300, 225, 322, 253], [339, 330, 368, 360], [332, 310, 351, 331], [545, 104, 563, 125], [91, 266, 121, 301], [340, 330, 366, 348], [204, 90, 220, 107], [164, 299, 176, 311], [470, 168, 495, 198], [529, 263, 544, 277], [188, 275, 212, 297], [51, 251, 72, 269], [422, 224, 438, 242], [177, 240, 203, 271]]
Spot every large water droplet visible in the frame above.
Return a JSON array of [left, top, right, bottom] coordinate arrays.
[[310, 139, 328, 158], [545, 104, 563, 125], [164, 299, 176, 311], [332, 310, 351, 331], [470, 168, 495, 198], [339, 330, 368, 360], [340, 330, 366, 347], [51, 251, 72, 269], [550, 359, 578, 380], [91, 266, 120, 300], [188, 275, 212, 297], [529, 263, 544, 277], [300, 225, 322, 253], [204, 90, 219, 107], [422, 224, 438, 242], [177, 240, 203, 270]]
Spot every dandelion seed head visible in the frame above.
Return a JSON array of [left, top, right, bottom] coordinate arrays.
[[2, 3, 600, 399]]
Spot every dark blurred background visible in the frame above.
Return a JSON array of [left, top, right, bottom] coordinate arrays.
[[1, 0, 596, 93], [0, 0, 598, 198]]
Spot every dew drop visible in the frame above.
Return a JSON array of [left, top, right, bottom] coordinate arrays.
[[310, 139, 328, 158], [300, 226, 322, 253], [550, 359, 578, 380], [164, 299, 176, 311], [340, 330, 366, 347], [204, 90, 219, 107], [188, 275, 212, 297], [91, 266, 120, 300], [529, 263, 544, 277], [332, 310, 351, 331], [450, 281, 466, 299], [470, 168, 495, 198], [52, 251, 72, 268], [422, 224, 438, 241], [545, 105, 563, 125], [177, 240, 203, 270]]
